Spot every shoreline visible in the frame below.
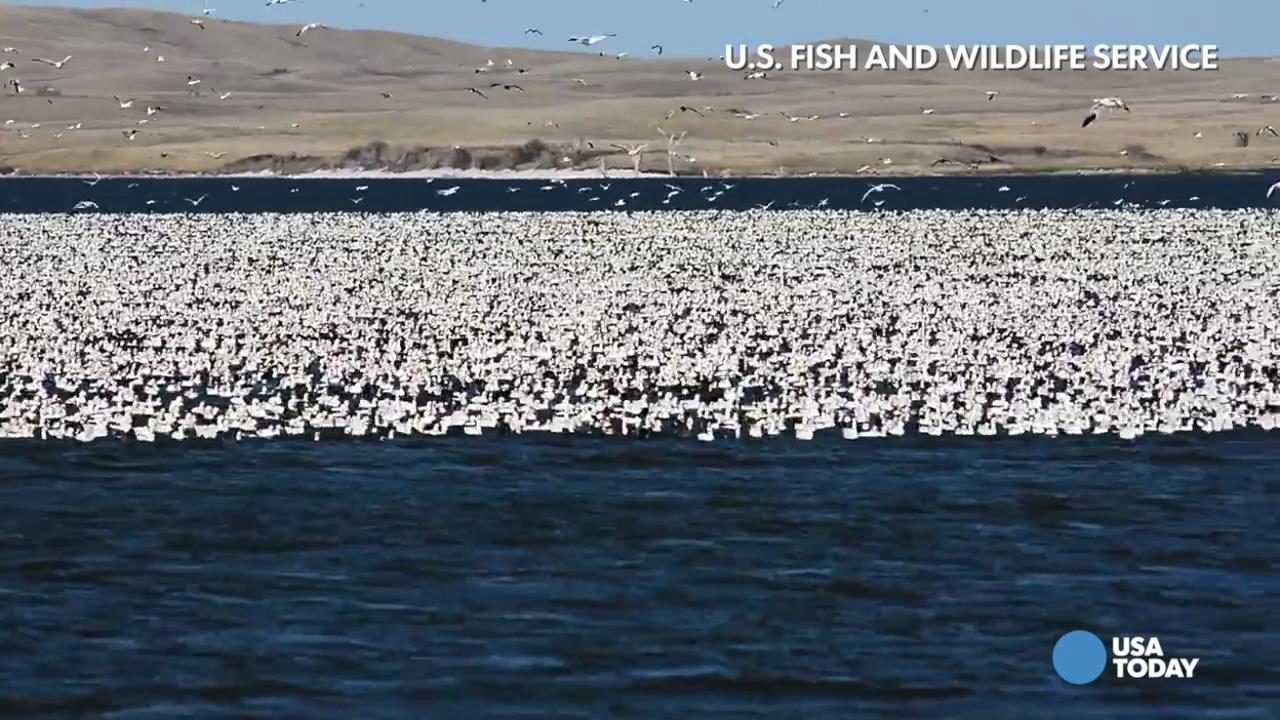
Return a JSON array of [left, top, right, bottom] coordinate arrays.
[[1, 167, 1275, 181]]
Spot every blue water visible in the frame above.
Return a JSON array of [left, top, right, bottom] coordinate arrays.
[[3, 174, 1278, 717], [1, 434, 1276, 718], [2, 172, 1279, 213]]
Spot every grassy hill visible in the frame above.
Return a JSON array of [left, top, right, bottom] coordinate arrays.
[[0, 5, 1277, 175]]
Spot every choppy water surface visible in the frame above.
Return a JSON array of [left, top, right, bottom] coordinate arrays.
[[1, 433, 1276, 719]]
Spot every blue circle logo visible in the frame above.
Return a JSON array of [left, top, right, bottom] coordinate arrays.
[[1053, 630, 1107, 685]]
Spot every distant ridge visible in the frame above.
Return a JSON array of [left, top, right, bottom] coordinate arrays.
[[0, 4, 1277, 176]]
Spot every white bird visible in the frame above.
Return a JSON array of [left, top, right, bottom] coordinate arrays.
[[114, 96, 135, 109], [437, 186, 461, 196], [1092, 96, 1130, 112], [861, 183, 901, 203], [32, 55, 72, 69], [297, 23, 324, 37], [1082, 98, 1129, 128], [1267, 181, 1280, 200], [184, 194, 209, 207], [72, 200, 98, 210], [985, 91, 999, 100], [569, 34, 615, 46], [0, 62, 13, 71], [686, 70, 703, 80]]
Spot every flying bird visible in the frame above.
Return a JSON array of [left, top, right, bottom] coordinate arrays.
[[665, 105, 704, 120], [524, 28, 543, 35], [488, 83, 525, 92], [861, 183, 902, 203], [465, 87, 489, 98], [114, 96, 135, 109], [651, 44, 664, 55], [32, 55, 73, 69], [1093, 96, 1130, 112], [297, 23, 325, 37], [985, 91, 999, 100], [1083, 97, 1130, 128], [569, 34, 615, 46]]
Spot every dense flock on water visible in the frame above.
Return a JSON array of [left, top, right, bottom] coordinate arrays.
[[0, 209, 1278, 442]]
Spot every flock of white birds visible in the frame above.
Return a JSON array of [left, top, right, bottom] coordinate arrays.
[[0, 209, 1277, 442]]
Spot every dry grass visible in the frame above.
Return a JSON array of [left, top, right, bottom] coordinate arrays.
[[1, 6, 1279, 175]]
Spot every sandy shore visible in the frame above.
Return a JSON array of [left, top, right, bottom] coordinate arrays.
[[3, 167, 1275, 181]]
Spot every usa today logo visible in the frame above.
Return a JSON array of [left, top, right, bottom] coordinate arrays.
[[1052, 631, 1200, 684]]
